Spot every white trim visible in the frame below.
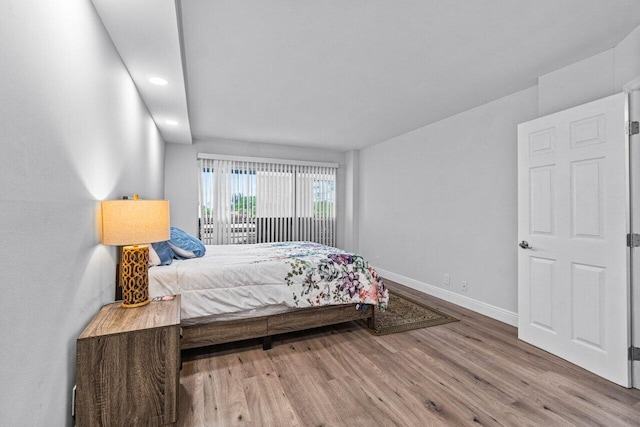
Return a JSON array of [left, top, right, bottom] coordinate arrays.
[[197, 153, 339, 169], [376, 268, 518, 327]]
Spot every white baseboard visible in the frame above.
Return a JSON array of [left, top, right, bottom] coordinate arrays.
[[375, 268, 518, 327]]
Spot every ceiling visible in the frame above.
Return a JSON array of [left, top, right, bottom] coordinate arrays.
[[93, 0, 640, 150]]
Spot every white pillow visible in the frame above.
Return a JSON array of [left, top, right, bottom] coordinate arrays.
[[148, 244, 161, 266], [168, 241, 196, 259]]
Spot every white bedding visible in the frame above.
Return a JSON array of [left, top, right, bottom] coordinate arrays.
[[148, 241, 388, 322]]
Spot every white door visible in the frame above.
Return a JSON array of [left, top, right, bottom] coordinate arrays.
[[517, 92, 631, 387]]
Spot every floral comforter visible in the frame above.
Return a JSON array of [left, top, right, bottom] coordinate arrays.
[[149, 241, 388, 322]]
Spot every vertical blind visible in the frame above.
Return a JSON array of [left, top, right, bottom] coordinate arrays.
[[198, 154, 337, 247]]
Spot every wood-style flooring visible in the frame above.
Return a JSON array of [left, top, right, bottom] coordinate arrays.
[[178, 280, 640, 426]]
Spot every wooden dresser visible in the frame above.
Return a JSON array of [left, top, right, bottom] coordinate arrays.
[[75, 295, 181, 426]]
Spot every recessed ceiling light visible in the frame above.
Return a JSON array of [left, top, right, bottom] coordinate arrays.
[[148, 76, 168, 86], [166, 119, 179, 126]]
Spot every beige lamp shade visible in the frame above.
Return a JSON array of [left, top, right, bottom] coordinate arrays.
[[101, 199, 170, 246]]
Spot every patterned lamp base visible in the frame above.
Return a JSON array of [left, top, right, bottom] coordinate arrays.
[[121, 245, 150, 308]]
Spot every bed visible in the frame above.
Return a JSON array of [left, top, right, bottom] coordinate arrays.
[[148, 241, 389, 350]]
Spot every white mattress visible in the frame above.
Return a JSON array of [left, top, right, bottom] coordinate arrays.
[[148, 241, 388, 322]]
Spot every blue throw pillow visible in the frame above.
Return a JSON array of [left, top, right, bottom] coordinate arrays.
[[168, 227, 206, 259], [151, 241, 174, 265]]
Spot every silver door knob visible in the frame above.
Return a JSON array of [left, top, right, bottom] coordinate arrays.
[[519, 240, 533, 249]]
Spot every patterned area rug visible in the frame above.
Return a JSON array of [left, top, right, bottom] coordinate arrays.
[[358, 291, 458, 335]]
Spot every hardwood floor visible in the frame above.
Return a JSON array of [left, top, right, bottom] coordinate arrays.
[[178, 280, 640, 426]]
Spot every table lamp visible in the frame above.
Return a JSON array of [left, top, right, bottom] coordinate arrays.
[[101, 195, 170, 308]]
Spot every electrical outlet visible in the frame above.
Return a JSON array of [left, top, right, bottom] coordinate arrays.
[[461, 281, 468, 292], [444, 274, 450, 285]]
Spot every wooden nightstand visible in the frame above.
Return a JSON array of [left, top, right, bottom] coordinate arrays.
[[75, 295, 181, 426]]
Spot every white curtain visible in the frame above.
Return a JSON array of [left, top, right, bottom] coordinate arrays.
[[199, 156, 337, 246]]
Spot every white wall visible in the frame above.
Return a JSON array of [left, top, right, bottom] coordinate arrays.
[[538, 50, 616, 116], [358, 87, 538, 322], [164, 138, 347, 248], [0, 1, 165, 425], [357, 24, 640, 325], [614, 25, 640, 90], [343, 150, 360, 252], [539, 24, 640, 116]]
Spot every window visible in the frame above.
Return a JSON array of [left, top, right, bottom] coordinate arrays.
[[198, 154, 337, 246]]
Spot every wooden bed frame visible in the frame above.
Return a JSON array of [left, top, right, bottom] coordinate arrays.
[[180, 303, 375, 350], [118, 281, 375, 350]]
